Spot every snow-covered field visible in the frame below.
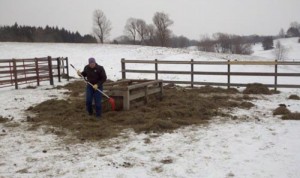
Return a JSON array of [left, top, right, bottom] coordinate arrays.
[[0, 38, 300, 178]]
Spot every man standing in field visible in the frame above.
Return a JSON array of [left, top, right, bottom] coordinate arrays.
[[77, 57, 107, 119]]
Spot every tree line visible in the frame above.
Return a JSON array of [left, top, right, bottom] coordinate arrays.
[[197, 21, 300, 55], [0, 23, 97, 43], [1, 9, 300, 56], [93, 9, 300, 55]]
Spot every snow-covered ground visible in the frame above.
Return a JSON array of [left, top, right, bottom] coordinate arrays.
[[0, 38, 300, 178]]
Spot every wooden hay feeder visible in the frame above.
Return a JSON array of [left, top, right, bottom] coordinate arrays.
[[103, 79, 163, 111]]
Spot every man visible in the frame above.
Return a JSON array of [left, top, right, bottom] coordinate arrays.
[[77, 57, 107, 118]]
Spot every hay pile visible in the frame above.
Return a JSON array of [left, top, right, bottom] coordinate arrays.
[[26, 81, 256, 142]]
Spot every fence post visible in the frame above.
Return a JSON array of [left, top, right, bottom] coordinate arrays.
[[12, 59, 18, 89], [35, 58, 40, 86], [155, 59, 158, 80], [61, 58, 65, 74], [22, 60, 27, 83], [66, 57, 69, 81], [191, 59, 194, 88], [9, 61, 13, 86], [227, 60, 230, 89], [121, 58, 126, 79], [274, 60, 278, 91], [56, 57, 61, 82], [48, 56, 54, 85]]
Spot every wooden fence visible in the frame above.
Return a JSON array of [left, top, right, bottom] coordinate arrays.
[[121, 58, 300, 90], [0, 56, 69, 89]]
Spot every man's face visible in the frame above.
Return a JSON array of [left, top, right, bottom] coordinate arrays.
[[89, 63, 96, 68]]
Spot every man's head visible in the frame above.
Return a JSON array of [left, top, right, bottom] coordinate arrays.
[[88, 57, 96, 68]]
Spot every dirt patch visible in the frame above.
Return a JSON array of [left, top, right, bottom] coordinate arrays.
[[243, 83, 273, 95], [240, 101, 255, 109], [26, 81, 257, 142], [0, 116, 9, 123], [288, 94, 300, 100], [160, 157, 173, 164], [273, 106, 300, 120], [273, 106, 291, 115], [189, 85, 239, 94], [282, 112, 300, 120]]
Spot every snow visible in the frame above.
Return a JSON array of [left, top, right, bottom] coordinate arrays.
[[0, 38, 300, 178]]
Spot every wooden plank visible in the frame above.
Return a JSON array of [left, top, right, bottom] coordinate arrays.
[[130, 88, 161, 101], [104, 79, 132, 86], [162, 80, 300, 88], [0, 59, 13, 63], [106, 90, 127, 96], [123, 59, 300, 66], [123, 59, 228, 65], [127, 79, 154, 83], [127, 80, 162, 90], [123, 69, 300, 77], [124, 69, 191, 75], [0, 65, 13, 68], [228, 61, 277, 65], [104, 86, 128, 91], [123, 91, 130, 110], [0, 78, 14, 84]]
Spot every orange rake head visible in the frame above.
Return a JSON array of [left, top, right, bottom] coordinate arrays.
[[108, 97, 116, 111]]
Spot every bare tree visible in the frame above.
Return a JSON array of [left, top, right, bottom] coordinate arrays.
[[93, 10, 112, 43], [145, 24, 156, 46], [124, 18, 138, 44], [204, 33, 253, 54], [273, 41, 288, 61], [136, 19, 148, 44], [290, 21, 300, 30], [152, 12, 173, 47], [170, 35, 190, 48], [213, 33, 231, 53], [198, 35, 216, 52], [231, 36, 253, 55], [278, 28, 285, 38]]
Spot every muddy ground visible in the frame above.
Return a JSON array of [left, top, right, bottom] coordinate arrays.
[[23, 80, 266, 143]]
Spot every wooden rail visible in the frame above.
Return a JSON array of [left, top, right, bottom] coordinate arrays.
[[0, 56, 69, 89], [121, 58, 300, 90]]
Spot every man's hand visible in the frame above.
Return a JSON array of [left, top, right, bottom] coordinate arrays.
[[77, 70, 82, 77], [93, 84, 98, 90]]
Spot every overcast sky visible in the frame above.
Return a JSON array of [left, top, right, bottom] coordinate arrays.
[[1, 0, 300, 40]]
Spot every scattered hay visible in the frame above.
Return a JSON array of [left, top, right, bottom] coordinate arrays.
[[273, 106, 291, 115], [0, 116, 9, 123], [61, 74, 70, 79], [243, 83, 271, 95], [270, 89, 280, 94], [240, 102, 255, 109], [160, 157, 173, 164], [4, 122, 20, 127], [282, 112, 300, 120], [24, 85, 37, 89], [288, 94, 300, 100], [26, 81, 259, 142], [191, 85, 239, 94]]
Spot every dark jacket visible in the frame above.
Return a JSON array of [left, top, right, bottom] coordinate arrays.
[[81, 63, 107, 86]]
